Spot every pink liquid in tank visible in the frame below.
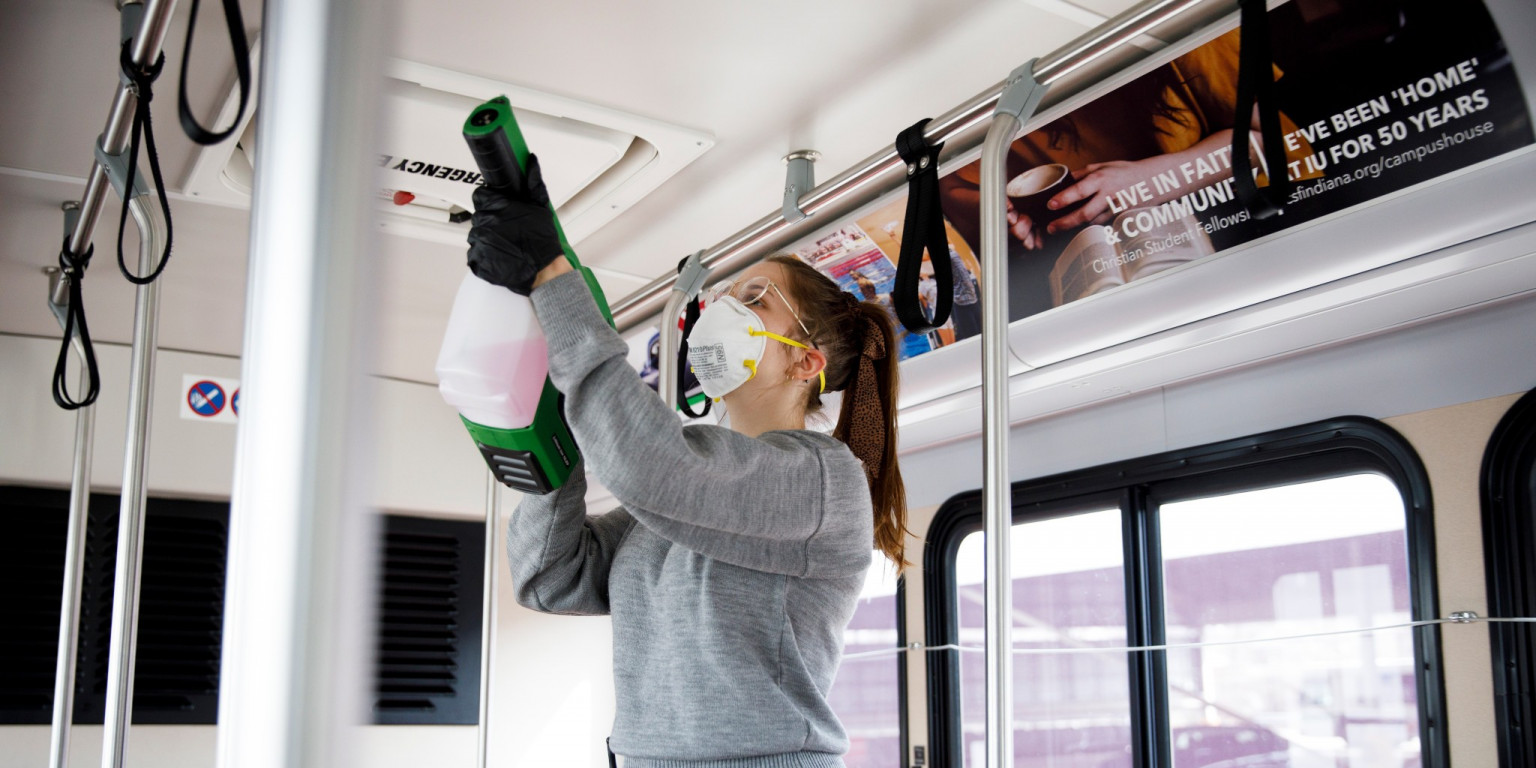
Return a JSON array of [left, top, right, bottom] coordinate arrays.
[[436, 273, 550, 430]]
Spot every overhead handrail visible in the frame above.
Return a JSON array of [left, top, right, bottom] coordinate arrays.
[[65, 0, 177, 259], [610, 0, 1233, 333]]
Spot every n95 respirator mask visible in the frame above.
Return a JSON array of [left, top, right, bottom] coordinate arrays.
[[685, 297, 770, 400], [686, 294, 825, 401]]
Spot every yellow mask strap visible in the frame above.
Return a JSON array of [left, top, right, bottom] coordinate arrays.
[[748, 329, 826, 394]]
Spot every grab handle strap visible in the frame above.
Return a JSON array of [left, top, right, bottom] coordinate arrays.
[[1231, 0, 1290, 219], [178, 0, 253, 145], [893, 119, 953, 334]]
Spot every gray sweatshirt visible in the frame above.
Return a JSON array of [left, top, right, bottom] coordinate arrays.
[[507, 271, 875, 768]]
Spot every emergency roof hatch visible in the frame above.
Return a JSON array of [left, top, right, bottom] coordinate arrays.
[[183, 55, 714, 245]]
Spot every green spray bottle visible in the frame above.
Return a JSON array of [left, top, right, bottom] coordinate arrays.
[[436, 96, 613, 494]]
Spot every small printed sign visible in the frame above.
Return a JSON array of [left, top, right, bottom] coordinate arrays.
[[188, 380, 225, 417], [180, 374, 240, 424]]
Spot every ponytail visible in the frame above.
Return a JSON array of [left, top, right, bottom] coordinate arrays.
[[767, 256, 910, 569], [832, 304, 907, 569]]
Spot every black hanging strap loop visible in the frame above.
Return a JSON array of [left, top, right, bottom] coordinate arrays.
[[676, 296, 713, 418], [116, 41, 176, 286], [1231, 0, 1290, 220], [892, 119, 952, 334], [178, 0, 253, 145], [52, 241, 102, 410], [674, 256, 712, 419]]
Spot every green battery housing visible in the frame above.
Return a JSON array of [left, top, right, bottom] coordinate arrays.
[[460, 96, 614, 494]]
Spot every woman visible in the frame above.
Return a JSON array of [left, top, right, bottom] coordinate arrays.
[[467, 160, 908, 768]]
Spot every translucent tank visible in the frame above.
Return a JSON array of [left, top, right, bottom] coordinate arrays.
[[435, 273, 549, 430]]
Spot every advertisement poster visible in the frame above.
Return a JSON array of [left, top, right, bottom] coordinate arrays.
[[936, 0, 1534, 322], [790, 204, 984, 361]]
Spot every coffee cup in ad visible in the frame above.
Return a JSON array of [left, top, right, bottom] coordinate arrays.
[[1006, 163, 1078, 227]]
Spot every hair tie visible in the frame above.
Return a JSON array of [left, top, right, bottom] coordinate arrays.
[[845, 314, 888, 481], [839, 290, 863, 315], [859, 315, 886, 361]]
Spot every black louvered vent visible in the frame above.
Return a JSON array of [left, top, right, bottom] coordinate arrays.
[[0, 488, 71, 719], [3, 486, 482, 727], [0, 487, 228, 725], [373, 515, 485, 725]]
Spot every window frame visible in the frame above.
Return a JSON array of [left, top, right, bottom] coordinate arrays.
[[923, 417, 1444, 768], [1480, 388, 1536, 768]]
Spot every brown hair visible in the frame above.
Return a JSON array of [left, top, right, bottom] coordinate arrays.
[[767, 255, 909, 569]]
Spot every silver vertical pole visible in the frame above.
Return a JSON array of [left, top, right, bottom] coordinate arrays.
[[99, 195, 165, 768], [215, 0, 389, 766], [476, 472, 502, 768], [657, 252, 710, 408], [49, 337, 96, 768], [980, 63, 1048, 768], [980, 112, 1019, 768], [657, 292, 687, 408]]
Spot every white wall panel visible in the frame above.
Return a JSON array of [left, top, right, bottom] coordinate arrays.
[[1162, 293, 1536, 450], [900, 290, 1536, 510], [0, 334, 486, 515]]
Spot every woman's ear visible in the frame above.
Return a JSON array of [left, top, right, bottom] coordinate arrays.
[[794, 346, 827, 385]]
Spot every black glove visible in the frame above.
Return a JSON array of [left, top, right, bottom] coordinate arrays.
[[466, 154, 564, 295]]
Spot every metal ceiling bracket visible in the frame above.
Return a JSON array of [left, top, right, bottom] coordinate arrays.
[[782, 150, 820, 223], [119, 1, 145, 44], [95, 139, 153, 206], [675, 248, 712, 299], [47, 203, 83, 329], [995, 59, 1047, 121]]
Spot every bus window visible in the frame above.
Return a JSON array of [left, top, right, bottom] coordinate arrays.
[[953, 508, 1132, 768], [829, 554, 902, 768], [929, 418, 1444, 768], [1157, 474, 1413, 767]]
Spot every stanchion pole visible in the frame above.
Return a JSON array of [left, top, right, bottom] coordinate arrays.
[[48, 336, 95, 768], [99, 195, 165, 768], [979, 62, 1048, 768], [477, 472, 502, 768], [214, 0, 392, 766]]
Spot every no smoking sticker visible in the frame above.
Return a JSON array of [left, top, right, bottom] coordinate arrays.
[[180, 374, 240, 424], [187, 380, 225, 416]]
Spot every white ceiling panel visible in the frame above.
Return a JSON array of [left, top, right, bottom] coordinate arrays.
[[1, 0, 1145, 385], [0, 172, 251, 356], [388, 0, 1115, 282]]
